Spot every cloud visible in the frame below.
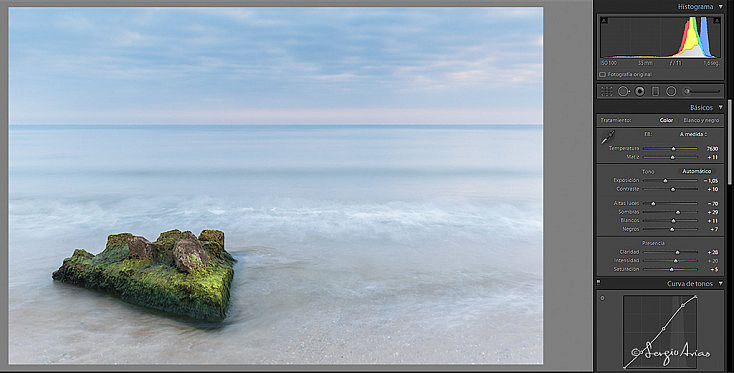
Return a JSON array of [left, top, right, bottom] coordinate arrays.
[[11, 107, 542, 125], [113, 31, 146, 46], [10, 7, 543, 126], [192, 8, 286, 27], [481, 7, 543, 18], [54, 13, 95, 31], [390, 39, 542, 91]]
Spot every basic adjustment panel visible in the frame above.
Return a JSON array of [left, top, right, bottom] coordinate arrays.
[[593, 1, 730, 372]]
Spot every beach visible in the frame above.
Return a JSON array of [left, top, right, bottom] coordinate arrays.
[[8, 124, 543, 364]]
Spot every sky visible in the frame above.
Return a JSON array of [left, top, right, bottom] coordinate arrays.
[[9, 7, 542, 125]]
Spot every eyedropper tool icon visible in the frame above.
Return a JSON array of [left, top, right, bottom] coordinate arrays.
[[601, 129, 615, 144]]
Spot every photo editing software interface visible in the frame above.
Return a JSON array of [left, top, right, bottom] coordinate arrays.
[[594, 0, 731, 372], [0, 0, 733, 372]]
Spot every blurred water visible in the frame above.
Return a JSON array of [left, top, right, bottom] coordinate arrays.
[[8, 124, 543, 364]]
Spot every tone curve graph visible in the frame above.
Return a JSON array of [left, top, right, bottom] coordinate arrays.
[[623, 295, 698, 369]]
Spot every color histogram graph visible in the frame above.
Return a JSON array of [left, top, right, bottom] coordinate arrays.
[[600, 16, 721, 58], [623, 295, 698, 369]]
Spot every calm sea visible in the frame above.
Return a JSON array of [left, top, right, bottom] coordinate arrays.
[[8, 124, 543, 364]]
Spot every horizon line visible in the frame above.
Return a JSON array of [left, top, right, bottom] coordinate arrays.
[[9, 123, 543, 126]]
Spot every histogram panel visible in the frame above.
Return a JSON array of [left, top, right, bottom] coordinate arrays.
[[600, 16, 721, 58]]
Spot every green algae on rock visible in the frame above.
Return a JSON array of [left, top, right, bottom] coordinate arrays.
[[52, 229, 236, 321]]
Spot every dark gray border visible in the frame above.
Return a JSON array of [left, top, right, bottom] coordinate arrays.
[[1, 0, 594, 371], [541, 0, 593, 370], [1, 4, 8, 372]]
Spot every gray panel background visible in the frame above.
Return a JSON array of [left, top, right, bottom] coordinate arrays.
[[0, 0, 594, 370]]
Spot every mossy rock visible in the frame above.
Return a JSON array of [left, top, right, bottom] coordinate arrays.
[[52, 229, 236, 321]]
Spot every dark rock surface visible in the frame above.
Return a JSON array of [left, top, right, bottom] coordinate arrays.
[[172, 232, 209, 274], [128, 236, 153, 259]]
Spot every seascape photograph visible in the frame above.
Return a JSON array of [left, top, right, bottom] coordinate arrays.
[[8, 7, 544, 364]]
